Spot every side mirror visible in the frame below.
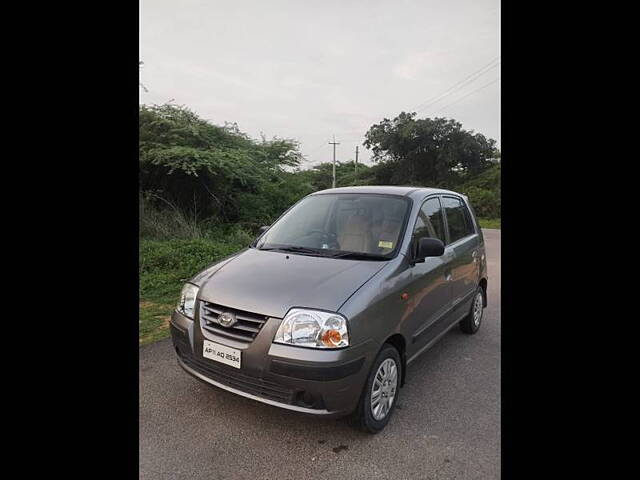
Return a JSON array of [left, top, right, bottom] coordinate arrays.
[[414, 237, 445, 263], [258, 225, 270, 235]]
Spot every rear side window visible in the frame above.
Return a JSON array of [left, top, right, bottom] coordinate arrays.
[[413, 197, 446, 243], [443, 196, 474, 243], [462, 201, 476, 234]]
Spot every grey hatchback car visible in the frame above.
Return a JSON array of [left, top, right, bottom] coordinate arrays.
[[170, 186, 487, 432]]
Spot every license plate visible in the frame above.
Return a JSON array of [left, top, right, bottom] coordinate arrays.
[[203, 340, 241, 369]]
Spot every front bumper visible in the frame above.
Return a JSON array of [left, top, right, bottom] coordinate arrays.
[[170, 310, 374, 418]]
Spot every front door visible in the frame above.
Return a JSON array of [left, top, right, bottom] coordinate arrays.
[[404, 196, 454, 356]]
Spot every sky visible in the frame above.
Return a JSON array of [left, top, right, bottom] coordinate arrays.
[[140, 0, 500, 168]]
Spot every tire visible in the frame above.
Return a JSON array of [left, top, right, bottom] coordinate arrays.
[[460, 287, 484, 334], [353, 344, 402, 434]]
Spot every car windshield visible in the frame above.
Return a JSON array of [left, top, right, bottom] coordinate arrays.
[[255, 194, 410, 258]]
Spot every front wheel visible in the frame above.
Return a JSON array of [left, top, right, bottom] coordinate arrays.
[[460, 287, 484, 334], [354, 344, 401, 433]]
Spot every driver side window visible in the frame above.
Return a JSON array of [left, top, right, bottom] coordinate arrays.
[[413, 197, 446, 251]]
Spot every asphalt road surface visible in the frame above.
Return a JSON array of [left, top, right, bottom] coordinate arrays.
[[140, 229, 500, 480]]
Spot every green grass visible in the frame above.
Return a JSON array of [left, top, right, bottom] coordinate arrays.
[[478, 218, 501, 229], [139, 301, 175, 345], [139, 236, 248, 345]]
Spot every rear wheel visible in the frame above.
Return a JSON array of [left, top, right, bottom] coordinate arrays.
[[354, 344, 401, 433], [460, 287, 484, 334]]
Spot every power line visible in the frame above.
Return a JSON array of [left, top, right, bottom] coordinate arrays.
[[413, 56, 499, 111], [431, 78, 499, 114], [300, 139, 331, 168], [412, 57, 500, 113], [325, 57, 500, 143], [302, 59, 500, 170]]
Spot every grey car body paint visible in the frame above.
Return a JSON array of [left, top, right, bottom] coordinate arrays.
[[170, 186, 488, 418], [198, 248, 389, 319]]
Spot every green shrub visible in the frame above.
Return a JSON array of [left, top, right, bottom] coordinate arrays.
[[139, 195, 206, 239], [460, 164, 501, 218], [465, 186, 501, 218], [140, 238, 247, 302]]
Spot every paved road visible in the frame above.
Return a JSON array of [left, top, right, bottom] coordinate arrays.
[[140, 229, 500, 480]]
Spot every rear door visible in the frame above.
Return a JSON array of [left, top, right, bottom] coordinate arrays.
[[441, 195, 481, 318]]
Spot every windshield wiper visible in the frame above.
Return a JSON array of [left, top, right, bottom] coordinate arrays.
[[259, 245, 387, 260], [329, 251, 388, 260], [258, 245, 333, 256]]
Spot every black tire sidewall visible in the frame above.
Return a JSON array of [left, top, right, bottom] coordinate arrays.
[[358, 344, 402, 433]]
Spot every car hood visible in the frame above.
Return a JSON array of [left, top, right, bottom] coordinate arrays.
[[197, 248, 387, 318]]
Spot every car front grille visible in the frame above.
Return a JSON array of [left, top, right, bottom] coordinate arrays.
[[178, 350, 296, 405], [199, 301, 268, 343]]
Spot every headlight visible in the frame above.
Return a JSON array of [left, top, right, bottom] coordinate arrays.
[[177, 283, 199, 319], [273, 308, 349, 348]]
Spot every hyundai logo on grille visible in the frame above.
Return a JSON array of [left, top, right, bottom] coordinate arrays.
[[218, 311, 237, 328]]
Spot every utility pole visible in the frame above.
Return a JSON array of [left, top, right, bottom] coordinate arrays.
[[329, 135, 340, 188], [354, 146, 359, 176]]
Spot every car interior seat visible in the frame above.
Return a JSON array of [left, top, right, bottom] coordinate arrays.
[[338, 212, 374, 253]]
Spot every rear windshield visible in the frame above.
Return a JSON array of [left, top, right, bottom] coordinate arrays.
[[256, 194, 410, 257]]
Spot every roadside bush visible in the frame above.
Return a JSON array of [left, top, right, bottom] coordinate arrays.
[[139, 195, 257, 242], [139, 195, 206, 239], [140, 238, 247, 302], [460, 163, 501, 218], [465, 186, 501, 218]]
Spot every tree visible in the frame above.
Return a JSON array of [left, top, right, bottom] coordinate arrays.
[[139, 104, 305, 225], [363, 112, 499, 188]]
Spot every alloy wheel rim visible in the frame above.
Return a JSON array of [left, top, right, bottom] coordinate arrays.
[[371, 358, 398, 421], [473, 293, 483, 327]]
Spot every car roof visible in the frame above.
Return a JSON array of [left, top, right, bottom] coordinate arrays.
[[310, 185, 462, 198]]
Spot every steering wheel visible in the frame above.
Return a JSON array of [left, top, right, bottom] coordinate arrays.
[[307, 230, 340, 249]]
